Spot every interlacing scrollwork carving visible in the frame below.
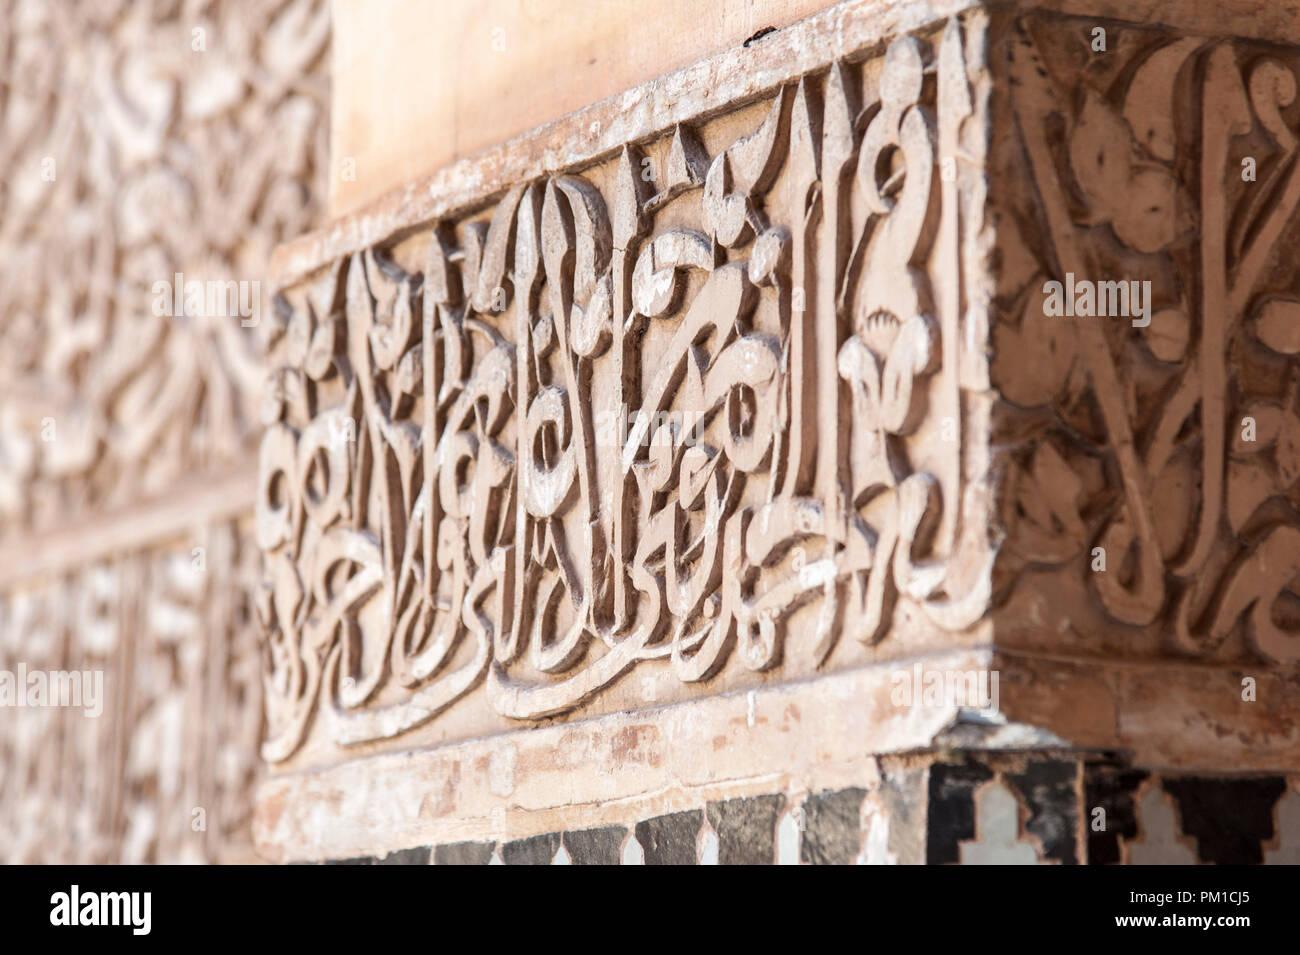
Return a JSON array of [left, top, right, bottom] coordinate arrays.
[[996, 13, 1300, 664], [0, 0, 329, 539], [259, 18, 996, 759]]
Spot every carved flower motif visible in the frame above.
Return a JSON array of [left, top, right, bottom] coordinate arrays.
[[1068, 92, 1192, 254], [1228, 400, 1300, 533]]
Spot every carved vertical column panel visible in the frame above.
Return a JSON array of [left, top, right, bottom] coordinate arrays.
[[987, 11, 1300, 762]]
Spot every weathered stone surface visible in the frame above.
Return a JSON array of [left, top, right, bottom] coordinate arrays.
[[707, 795, 786, 865], [635, 811, 704, 866], [502, 832, 562, 865], [376, 846, 431, 865], [868, 766, 928, 865], [434, 841, 496, 866], [252, 656, 971, 861], [800, 789, 866, 865], [562, 827, 627, 865]]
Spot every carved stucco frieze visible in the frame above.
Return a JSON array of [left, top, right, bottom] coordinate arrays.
[[258, 17, 1000, 763]]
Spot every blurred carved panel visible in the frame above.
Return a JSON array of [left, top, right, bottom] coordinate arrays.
[[0, 0, 329, 863], [0, 0, 328, 541], [0, 522, 264, 863]]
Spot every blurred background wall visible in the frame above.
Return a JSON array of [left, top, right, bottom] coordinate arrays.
[[330, 0, 836, 213], [0, 0, 328, 863]]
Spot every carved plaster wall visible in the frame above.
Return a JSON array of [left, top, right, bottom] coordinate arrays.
[[0, 0, 329, 863], [990, 13, 1300, 657], [4, 0, 1299, 865], [254, 0, 1300, 861], [259, 15, 999, 767], [0, 0, 328, 538]]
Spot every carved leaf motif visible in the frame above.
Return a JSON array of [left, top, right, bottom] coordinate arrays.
[[748, 226, 790, 286], [632, 229, 714, 317], [1068, 92, 1189, 253], [394, 344, 422, 397], [1253, 298, 1300, 354], [424, 228, 462, 307], [878, 314, 937, 434], [304, 317, 340, 380], [570, 274, 612, 357], [471, 184, 525, 314], [992, 291, 1076, 408], [542, 176, 612, 312], [1175, 526, 1300, 664], [726, 85, 792, 194], [612, 147, 650, 251], [1143, 307, 1189, 363], [369, 278, 418, 371], [561, 178, 612, 305], [1123, 38, 1203, 161], [703, 87, 792, 246], [1234, 402, 1283, 452], [666, 125, 710, 193], [1250, 59, 1298, 150], [1070, 92, 1132, 204], [1001, 441, 1085, 564], [1112, 166, 1188, 254], [285, 304, 313, 368]]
